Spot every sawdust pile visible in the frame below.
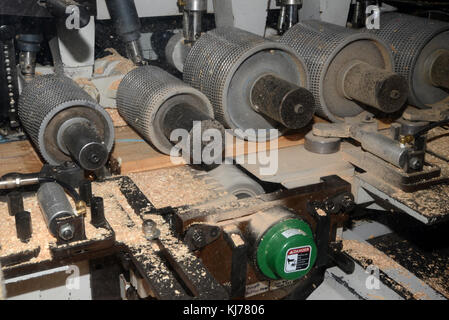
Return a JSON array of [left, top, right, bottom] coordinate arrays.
[[106, 108, 128, 127], [342, 239, 445, 300], [343, 239, 401, 271], [96, 48, 136, 75], [0, 193, 111, 265], [392, 154, 449, 219], [92, 181, 148, 246], [129, 167, 226, 208]]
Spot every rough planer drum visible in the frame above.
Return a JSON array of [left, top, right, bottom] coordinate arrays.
[[117, 66, 224, 163], [371, 13, 449, 109], [280, 20, 409, 122], [183, 27, 315, 141], [18, 75, 115, 171]]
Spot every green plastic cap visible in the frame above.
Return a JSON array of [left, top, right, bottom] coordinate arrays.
[[256, 218, 317, 280]]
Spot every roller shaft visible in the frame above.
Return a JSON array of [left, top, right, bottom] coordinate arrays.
[[62, 122, 109, 171], [340, 60, 408, 113], [161, 103, 213, 140], [429, 50, 449, 90], [251, 74, 314, 129]]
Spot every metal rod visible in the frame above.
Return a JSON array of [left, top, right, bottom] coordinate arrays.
[[250, 74, 315, 129], [61, 122, 109, 171], [161, 103, 212, 140], [339, 60, 408, 113], [37, 182, 76, 239]]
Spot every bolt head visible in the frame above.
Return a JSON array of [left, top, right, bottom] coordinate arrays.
[[59, 223, 75, 241]]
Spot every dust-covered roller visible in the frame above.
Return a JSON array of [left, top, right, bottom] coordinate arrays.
[[183, 27, 315, 141], [18, 75, 114, 171], [371, 13, 449, 108], [280, 20, 409, 122], [117, 66, 224, 164]]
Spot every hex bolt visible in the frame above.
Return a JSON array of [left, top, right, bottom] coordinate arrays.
[[409, 157, 423, 170], [142, 220, 160, 240], [59, 223, 75, 241], [192, 229, 204, 246]]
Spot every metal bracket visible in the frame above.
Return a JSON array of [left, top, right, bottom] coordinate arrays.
[[223, 225, 248, 299], [55, 215, 86, 245], [184, 223, 221, 251]]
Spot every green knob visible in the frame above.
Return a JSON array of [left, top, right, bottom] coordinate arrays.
[[256, 218, 317, 280]]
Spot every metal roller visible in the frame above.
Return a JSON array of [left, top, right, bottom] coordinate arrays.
[[370, 13, 449, 108], [183, 27, 315, 141], [280, 20, 408, 122], [18, 75, 114, 171], [37, 182, 76, 240], [117, 66, 223, 160]]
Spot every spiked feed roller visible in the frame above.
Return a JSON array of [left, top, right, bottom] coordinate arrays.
[[370, 13, 449, 108], [280, 20, 409, 122], [117, 66, 224, 163], [183, 27, 315, 141], [18, 74, 115, 171]]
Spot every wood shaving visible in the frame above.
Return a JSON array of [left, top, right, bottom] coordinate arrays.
[[342, 239, 435, 300], [391, 154, 449, 219], [129, 167, 226, 208]]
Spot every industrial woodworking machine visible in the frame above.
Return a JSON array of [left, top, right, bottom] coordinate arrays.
[[0, 0, 448, 301]]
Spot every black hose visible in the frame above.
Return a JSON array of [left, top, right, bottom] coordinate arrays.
[[413, 118, 449, 139]]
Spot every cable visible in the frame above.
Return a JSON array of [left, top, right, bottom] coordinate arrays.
[[413, 118, 449, 138]]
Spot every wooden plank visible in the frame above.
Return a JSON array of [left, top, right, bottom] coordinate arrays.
[[0, 113, 391, 176], [112, 125, 311, 174], [0, 140, 43, 177]]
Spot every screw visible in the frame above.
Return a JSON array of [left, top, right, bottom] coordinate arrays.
[[59, 223, 75, 241], [90, 154, 100, 164], [192, 229, 204, 246], [409, 157, 422, 170]]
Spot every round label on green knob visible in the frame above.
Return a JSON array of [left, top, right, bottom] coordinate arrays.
[[256, 219, 317, 280]]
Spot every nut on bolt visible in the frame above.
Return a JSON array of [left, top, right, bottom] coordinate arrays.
[[59, 223, 75, 241]]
